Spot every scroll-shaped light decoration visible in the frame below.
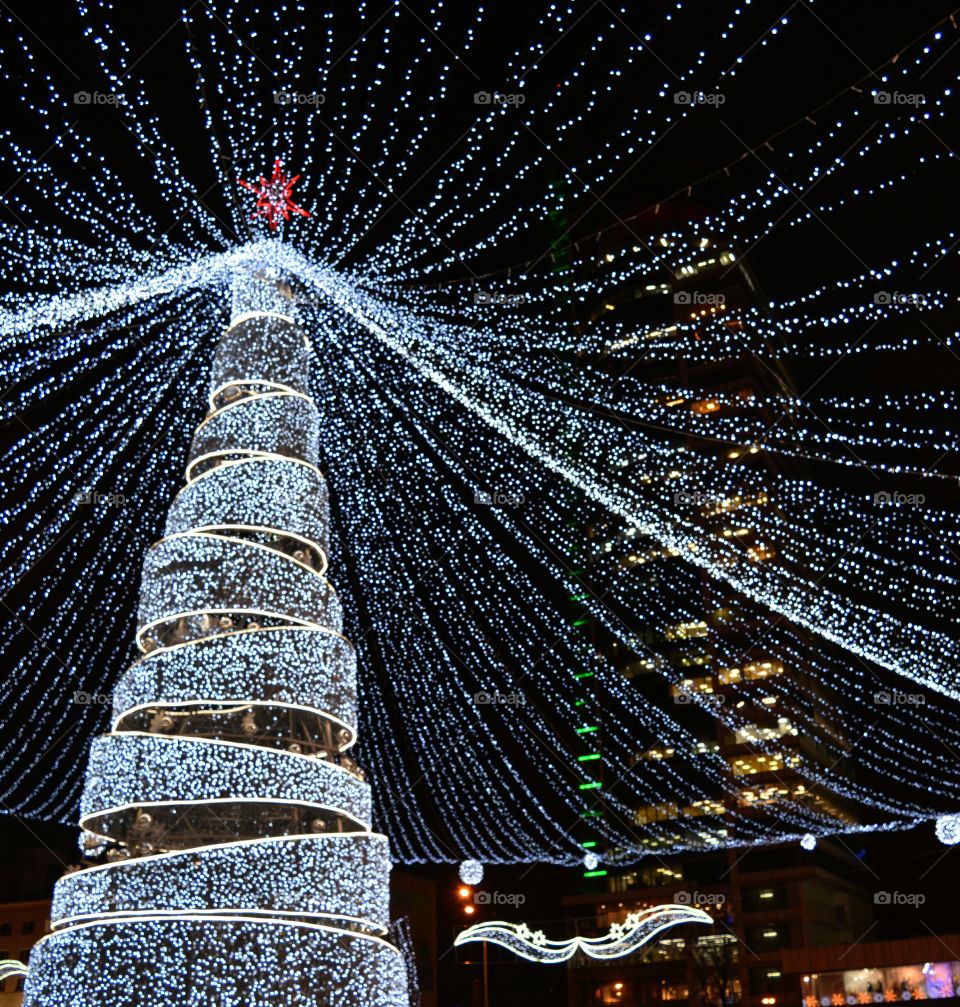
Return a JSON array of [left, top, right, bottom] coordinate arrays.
[[935, 814, 960, 845], [0, 961, 28, 982], [454, 904, 712, 964]]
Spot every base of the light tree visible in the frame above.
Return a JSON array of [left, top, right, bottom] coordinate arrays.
[[24, 917, 408, 1006]]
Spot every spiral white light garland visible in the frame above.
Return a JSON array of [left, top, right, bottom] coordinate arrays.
[[21, 269, 407, 1006]]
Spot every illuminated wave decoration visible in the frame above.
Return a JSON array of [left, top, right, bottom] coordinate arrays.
[[0, 960, 28, 981], [20, 263, 409, 1006], [454, 904, 713, 963]]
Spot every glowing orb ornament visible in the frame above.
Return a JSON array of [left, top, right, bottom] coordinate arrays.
[[935, 814, 960, 845], [459, 860, 484, 886], [800, 833, 817, 851], [583, 852, 600, 871]]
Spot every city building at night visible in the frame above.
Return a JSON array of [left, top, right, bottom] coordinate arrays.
[[562, 841, 958, 1007], [0, 901, 49, 1005]]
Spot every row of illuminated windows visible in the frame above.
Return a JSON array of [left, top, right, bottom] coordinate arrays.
[[638, 740, 722, 762], [671, 661, 786, 694], [633, 781, 820, 823], [731, 752, 802, 777], [804, 962, 960, 1005], [664, 621, 709, 641], [633, 799, 728, 824]]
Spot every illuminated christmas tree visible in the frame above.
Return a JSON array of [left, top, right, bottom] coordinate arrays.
[[22, 257, 409, 1006]]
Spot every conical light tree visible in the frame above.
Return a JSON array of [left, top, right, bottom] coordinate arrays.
[[22, 261, 409, 1006]]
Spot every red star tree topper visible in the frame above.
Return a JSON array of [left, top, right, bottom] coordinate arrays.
[[238, 159, 311, 230]]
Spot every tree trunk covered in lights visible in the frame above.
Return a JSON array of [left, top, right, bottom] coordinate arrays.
[[22, 264, 409, 1006]]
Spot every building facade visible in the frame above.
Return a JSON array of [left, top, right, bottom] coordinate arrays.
[[0, 901, 49, 1006], [563, 842, 879, 1007]]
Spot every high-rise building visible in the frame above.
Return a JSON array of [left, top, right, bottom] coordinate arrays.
[[569, 209, 865, 864], [20, 263, 408, 1006], [555, 208, 877, 1007]]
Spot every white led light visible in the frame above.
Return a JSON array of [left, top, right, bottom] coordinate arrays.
[[934, 814, 960, 845]]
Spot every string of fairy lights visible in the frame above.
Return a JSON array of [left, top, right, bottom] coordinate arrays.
[[0, 1, 957, 866], [313, 293, 960, 848]]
